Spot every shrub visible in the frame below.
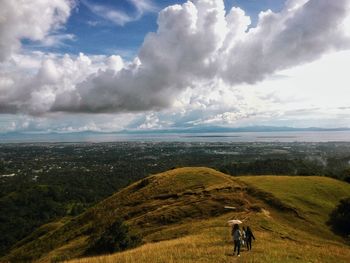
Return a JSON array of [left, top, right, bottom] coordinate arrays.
[[86, 219, 141, 255], [328, 197, 350, 237]]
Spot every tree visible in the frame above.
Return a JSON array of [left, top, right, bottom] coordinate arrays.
[[328, 197, 350, 237], [87, 219, 141, 255]]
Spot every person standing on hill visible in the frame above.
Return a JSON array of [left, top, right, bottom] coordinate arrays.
[[245, 226, 256, 251], [232, 224, 242, 256], [242, 226, 247, 247]]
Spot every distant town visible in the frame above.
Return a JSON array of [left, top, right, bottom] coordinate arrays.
[[2, 141, 350, 184]]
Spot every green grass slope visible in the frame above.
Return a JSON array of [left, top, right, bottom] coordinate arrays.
[[239, 176, 350, 239], [3, 168, 256, 262], [3, 168, 350, 263]]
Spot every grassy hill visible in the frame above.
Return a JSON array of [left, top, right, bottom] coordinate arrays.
[[2, 168, 350, 263], [240, 176, 350, 240]]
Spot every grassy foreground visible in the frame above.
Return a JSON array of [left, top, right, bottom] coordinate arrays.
[[3, 168, 350, 262], [66, 211, 350, 263]]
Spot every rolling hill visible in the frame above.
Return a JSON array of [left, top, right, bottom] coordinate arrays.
[[2, 167, 350, 263]]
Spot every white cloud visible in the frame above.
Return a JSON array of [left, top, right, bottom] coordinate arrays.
[[138, 113, 163, 129], [0, 112, 138, 133], [1, 0, 350, 131], [33, 33, 76, 48], [0, 0, 74, 61], [130, 0, 157, 14], [222, 0, 350, 85], [51, 0, 349, 114], [0, 52, 114, 114], [82, 0, 157, 26]]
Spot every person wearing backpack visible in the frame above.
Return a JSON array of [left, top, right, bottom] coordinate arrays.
[[231, 224, 242, 256], [245, 226, 256, 251]]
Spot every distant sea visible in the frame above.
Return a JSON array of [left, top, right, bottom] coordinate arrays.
[[2, 131, 350, 143]]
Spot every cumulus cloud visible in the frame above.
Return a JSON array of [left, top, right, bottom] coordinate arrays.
[[0, 52, 118, 114], [0, 0, 74, 61], [0, 113, 136, 133], [0, 0, 350, 116], [222, 0, 350, 84]]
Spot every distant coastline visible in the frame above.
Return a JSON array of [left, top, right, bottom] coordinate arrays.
[[2, 125, 350, 136], [2, 128, 350, 144]]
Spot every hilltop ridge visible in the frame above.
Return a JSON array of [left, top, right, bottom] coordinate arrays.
[[4, 167, 252, 262]]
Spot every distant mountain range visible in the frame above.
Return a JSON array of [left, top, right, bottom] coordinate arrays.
[[120, 125, 350, 134], [2, 126, 350, 136]]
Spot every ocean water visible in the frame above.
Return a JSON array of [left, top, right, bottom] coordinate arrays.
[[2, 131, 350, 143]]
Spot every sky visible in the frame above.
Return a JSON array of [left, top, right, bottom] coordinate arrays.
[[0, 0, 350, 133]]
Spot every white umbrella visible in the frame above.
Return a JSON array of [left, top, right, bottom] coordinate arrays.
[[227, 219, 243, 226]]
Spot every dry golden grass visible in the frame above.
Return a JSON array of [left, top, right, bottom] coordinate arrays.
[[66, 213, 350, 263], [65, 174, 350, 263], [3, 167, 247, 262], [4, 168, 350, 263]]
